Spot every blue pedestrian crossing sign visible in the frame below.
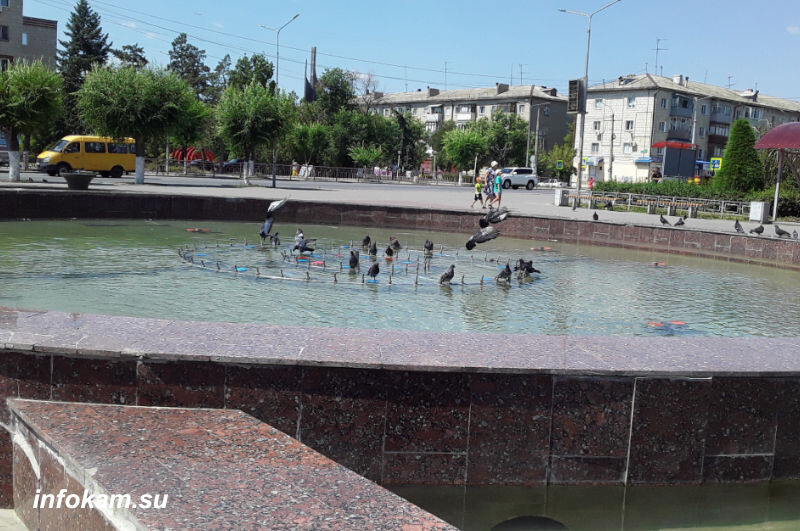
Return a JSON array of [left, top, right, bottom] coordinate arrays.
[[556, 160, 564, 170], [710, 158, 722, 170], [581, 157, 587, 169]]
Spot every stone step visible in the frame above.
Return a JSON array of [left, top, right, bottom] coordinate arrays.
[[8, 399, 453, 530]]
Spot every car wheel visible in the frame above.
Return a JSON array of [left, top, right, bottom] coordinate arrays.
[[110, 166, 124, 179], [526, 180, 535, 190], [502, 179, 511, 189], [100, 171, 110, 178], [56, 163, 71, 176]]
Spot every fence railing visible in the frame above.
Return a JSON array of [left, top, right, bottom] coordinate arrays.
[[566, 191, 749, 217]]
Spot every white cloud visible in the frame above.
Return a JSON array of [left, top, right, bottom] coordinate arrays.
[[145, 32, 159, 40], [214, 22, 224, 28], [788, 25, 800, 34], [122, 21, 136, 29]]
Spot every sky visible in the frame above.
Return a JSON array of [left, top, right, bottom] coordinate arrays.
[[21, 0, 800, 102]]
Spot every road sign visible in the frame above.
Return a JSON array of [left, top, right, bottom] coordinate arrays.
[[581, 157, 587, 169], [556, 160, 564, 170], [710, 157, 722, 170]]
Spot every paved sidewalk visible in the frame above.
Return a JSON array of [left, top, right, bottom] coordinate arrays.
[[2, 174, 798, 237]]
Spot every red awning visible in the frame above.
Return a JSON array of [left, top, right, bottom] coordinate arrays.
[[651, 141, 695, 150], [754, 122, 800, 150]]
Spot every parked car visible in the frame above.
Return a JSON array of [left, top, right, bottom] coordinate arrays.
[[219, 159, 242, 173], [498, 167, 539, 190], [538, 178, 568, 188]]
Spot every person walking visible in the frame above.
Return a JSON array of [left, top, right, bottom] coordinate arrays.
[[471, 175, 485, 208], [483, 161, 498, 205], [490, 162, 503, 207]]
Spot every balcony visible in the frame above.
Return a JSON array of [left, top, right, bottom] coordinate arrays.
[[708, 134, 728, 146], [710, 110, 732, 124], [667, 126, 692, 141], [424, 113, 442, 123], [455, 112, 475, 122], [669, 104, 694, 118]]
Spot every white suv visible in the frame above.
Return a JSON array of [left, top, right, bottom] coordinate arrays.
[[498, 167, 538, 190]]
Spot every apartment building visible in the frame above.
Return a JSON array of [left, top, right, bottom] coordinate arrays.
[[575, 73, 800, 183], [366, 84, 571, 153], [0, 0, 57, 71]]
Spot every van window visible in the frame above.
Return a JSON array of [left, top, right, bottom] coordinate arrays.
[[85, 142, 106, 153], [108, 142, 129, 154], [516, 168, 532, 174], [129, 144, 137, 154], [64, 142, 80, 154]]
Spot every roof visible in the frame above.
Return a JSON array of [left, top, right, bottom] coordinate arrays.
[[754, 122, 800, 149], [589, 74, 800, 114], [22, 16, 58, 29], [370, 84, 566, 106]]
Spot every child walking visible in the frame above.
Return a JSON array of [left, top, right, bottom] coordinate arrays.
[[471, 175, 485, 208]]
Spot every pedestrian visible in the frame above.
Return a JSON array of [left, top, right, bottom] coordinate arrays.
[[471, 175, 485, 208], [483, 161, 497, 205], [491, 162, 503, 207], [588, 177, 594, 190]]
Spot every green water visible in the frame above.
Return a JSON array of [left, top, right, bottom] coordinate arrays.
[[389, 482, 800, 530], [1, 219, 799, 336]]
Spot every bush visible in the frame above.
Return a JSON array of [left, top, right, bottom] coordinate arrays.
[[593, 181, 732, 199], [745, 185, 800, 218]]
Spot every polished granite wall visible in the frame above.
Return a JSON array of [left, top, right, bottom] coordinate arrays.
[[2, 349, 800, 509], [2, 189, 800, 269]]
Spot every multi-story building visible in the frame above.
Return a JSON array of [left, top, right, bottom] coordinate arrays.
[[366, 84, 571, 154], [0, 0, 58, 71], [574, 73, 800, 183]]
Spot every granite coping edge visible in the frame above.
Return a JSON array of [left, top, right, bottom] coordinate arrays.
[[3, 307, 800, 376]]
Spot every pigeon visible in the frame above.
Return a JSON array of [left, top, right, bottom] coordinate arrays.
[[466, 226, 500, 250], [293, 239, 315, 254], [258, 197, 287, 244], [362, 235, 371, 247], [750, 224, 764, 235], [592, 211, 599, 221], [439, 264, 455, 285], [480, 206, 510, 228], [794, 230, 799, 239], [269, 232, 280, 246], [514, 259, 541, 276], [389, 236, 401, 251], [385, 245, 394, 258], [659, 214, 670, 226], [674, 217, 685, 227], [368, 241, 378, 257], [294, 228, 305, 245], [424, 240, 434, 254], [367, 262, 379, 280], [775, 225, 791, 238], [349, 250, 359, 270], [734, 220, 745, 234], [496, 263, 512, 282]]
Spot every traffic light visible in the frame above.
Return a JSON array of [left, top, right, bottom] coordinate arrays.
[[567, 78, 586, 114]]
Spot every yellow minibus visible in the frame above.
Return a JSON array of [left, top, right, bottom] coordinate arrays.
[[37, 135, 135, 178]]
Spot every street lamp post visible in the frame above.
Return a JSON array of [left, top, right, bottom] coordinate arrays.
[[525, 102, 550, 176], [558, 0, 621, 208], [260, 13, 300, 188]]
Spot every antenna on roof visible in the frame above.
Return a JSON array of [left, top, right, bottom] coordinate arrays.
[[653, 38, 668, 76], [727, 75, 735, 88]]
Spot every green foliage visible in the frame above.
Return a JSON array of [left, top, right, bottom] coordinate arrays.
[[348, 144, 383, 168], [205, 54, 232, 105], [324, 109, 398, 167], [540, 121, 576, 180], [228, 54, 274, 92], [315, 68, 356, 122], [442, 128, 488, 170], [469, 112, 528, 166], [594, 181, 726, 199], [167, 33, 210, 100], [111, 44, 148, 69], [393, 111, 427, 170], [289, 123, 329, 165], [745, 182, 800, 218], [77, 66, 198, 182], [57, 0, 111, 134], [216, 82, 293, 160], [170, 98, 211, 150], [713, 119, 764, 193]]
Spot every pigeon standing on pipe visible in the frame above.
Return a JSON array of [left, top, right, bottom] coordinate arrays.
[[362, 235, 371, 247], [439, 264, 455, 285], [367, 262, 379, 280], [496, 263, 512, 282], [349, 250, 359, 270], [258, 198, 288, 245], [369, 241, 378, 258], [424, 240, 434, 255]]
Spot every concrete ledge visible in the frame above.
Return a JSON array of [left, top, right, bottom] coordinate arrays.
[[9, 399, 452, 530]]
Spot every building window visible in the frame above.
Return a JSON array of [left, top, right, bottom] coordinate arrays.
[[519, 104, 525, 114], [623, 143, 633, 154], [591, 143, 599, 153], [701, 104, 707, 115], [479, 106, 485, 114], [627, 96, 635, 108], [660, 98, 667, 109], [0, 58, 8, 72], [656, 147, 664, 156], [543, 106, 550, 116], [412, 108, 417, 115], [383, 108, 389, 117], [659, 121, 667, 132], [593, 121, 601, 131], [0, 1, 8, 7], [625, 120, 634, 131], [699, 126, 706, 138], [491, 105, 496, 113], [594, 98, 603, 109], [0, 26, 8, 42], [21, 33, 28, 46]]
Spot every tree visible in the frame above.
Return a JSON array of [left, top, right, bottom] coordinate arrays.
[[713, 118, 764, 193], [77, 66, 200, 184], [205, 54, 232, 105], [170, 98, 211, 174], [428, 120, 457, 171], [324, 109, 398, 167], [316, 68, 356, 121], [289, 123, 329, 165], [393, 111, 427, 171], [541, 122, 576, 181], [167, 33, 210, 100], [348, 144, 383, 176], [470, 112, 528, 166], [216, 82, 293, 182], [0, 61, 63, 181], [112, 44, 148, 69], [228, 54, 274, 92], [442, 128, 488, 177], [57, 0, 111, 134]]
